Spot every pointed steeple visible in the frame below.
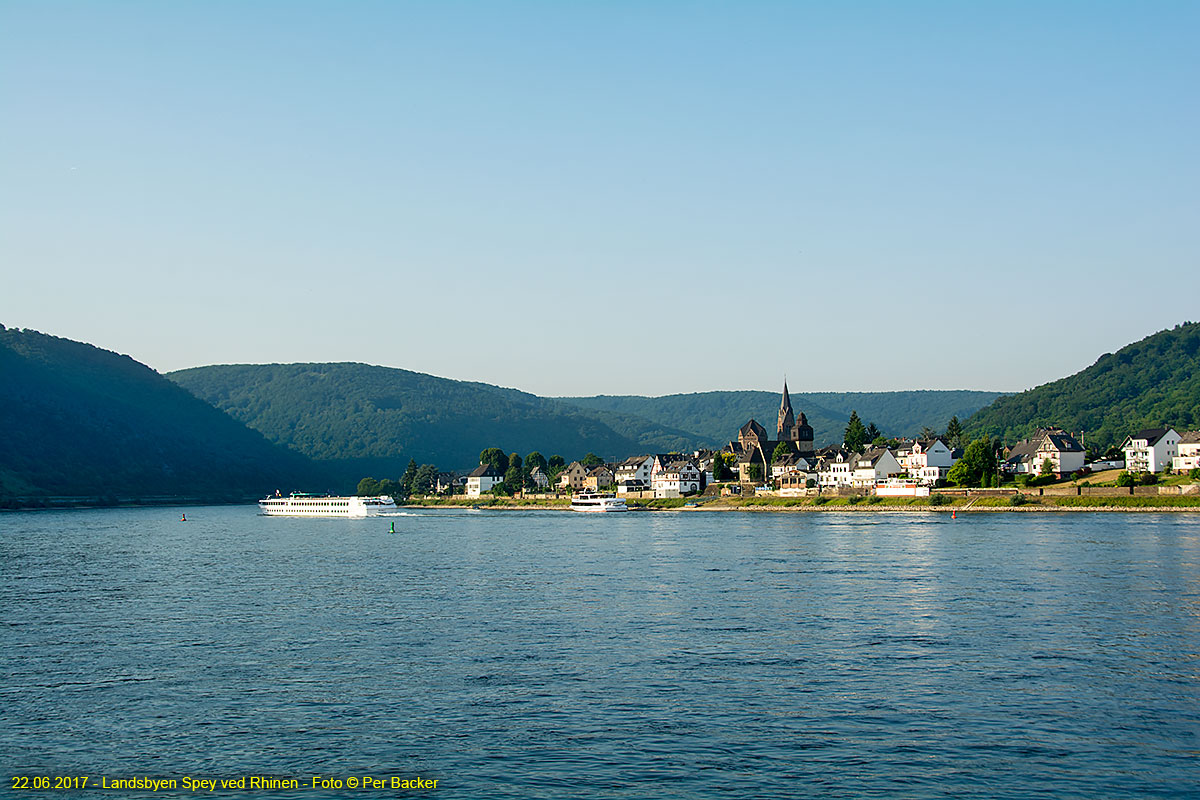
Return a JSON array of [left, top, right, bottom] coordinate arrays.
[[777, 379, 795, 439]]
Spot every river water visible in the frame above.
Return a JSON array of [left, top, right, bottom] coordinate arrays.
[[2, 507, 1198, 798]]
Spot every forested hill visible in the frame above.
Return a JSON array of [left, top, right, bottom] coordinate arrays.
[[560, 390, 1003, 447], [963, 322, 1200, 451], [0, 326, 317, 504], [168, 363, 701, 481]]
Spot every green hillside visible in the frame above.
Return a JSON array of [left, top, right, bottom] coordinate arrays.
[[964, 322, 1200, 450], [0, 326, 317, 504], [168, 363, 701, 481], [561, 389, 1003, 447]]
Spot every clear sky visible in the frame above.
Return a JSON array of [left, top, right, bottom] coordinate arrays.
[[2, 1, 1196, 397]]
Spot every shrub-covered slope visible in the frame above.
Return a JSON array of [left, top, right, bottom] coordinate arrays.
[[964, 322, 1200, 450], [0, 326, 317, 501]]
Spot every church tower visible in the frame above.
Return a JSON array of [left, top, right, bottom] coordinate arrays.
[[777, 380, 814, 457]]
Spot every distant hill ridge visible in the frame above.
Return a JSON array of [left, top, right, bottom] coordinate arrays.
[[167, 362, 703, 483], [168, 363, 1002, 480], [963, 322, 1200, 451], [559, 389, 1003, 449]]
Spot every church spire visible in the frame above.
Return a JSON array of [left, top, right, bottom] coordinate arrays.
[[777, 379, 795, 439]]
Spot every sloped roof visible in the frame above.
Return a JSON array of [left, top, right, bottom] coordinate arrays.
[[1179, 431, 1200, 444], [1123, 429, 1171, 448], [1040, 430, 1083, 453], [1004, 440, 1038, 465], [852, 448, 894, 469], [468, 464, 501, 478], [740, 419, 767, 438]]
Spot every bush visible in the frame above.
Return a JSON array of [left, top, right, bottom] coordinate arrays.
[[866, 495, 882, 504], [847, 494, 864, 504], [1140, 472, 1159, 485], [929, 493, 951, 506], [1009, 493, 1029, 506], [1190, 468, 1200, 481], [1115, 471, 1135, 487], [812, 496, 830, 505]]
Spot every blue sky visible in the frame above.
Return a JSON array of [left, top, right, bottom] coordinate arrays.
[[2, 1, 1196, 396]]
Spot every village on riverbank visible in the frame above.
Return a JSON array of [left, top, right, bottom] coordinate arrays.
[[368, 383, 1200, 512]]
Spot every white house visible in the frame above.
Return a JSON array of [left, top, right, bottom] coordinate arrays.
[[850, 448, 903, 488], [1172, 431, 1200, 472], [651, 456, 703, 498], [1003, 428, 1086, 477], [615, 455, 654, 494], [897, 438, 956, 485], [465, 464, 502, 497], [1121, 428, 1181, 473], [818, 449, 854, 489]]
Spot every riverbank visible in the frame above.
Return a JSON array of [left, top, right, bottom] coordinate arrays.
[[405, 495, 1200, 512]]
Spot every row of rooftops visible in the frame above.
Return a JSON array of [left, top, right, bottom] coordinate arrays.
[[458, 428, 1196, 484]]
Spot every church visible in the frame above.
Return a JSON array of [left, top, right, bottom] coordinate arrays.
[[725, 382, 814, 482]]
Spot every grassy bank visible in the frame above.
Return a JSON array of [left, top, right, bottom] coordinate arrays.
[[402, 494, 1200, 512]]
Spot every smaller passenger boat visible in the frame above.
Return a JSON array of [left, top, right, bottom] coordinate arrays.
[[570, 493, 628, 512]]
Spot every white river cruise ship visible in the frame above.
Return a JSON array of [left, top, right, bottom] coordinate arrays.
[[259, 492, 397, 517], [570, 493, 628, 512]]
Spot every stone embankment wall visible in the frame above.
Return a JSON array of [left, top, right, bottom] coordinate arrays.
[[1040, 484, 1199, 496]]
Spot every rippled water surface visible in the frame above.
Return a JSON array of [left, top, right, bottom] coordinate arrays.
[[3, 507, 1199, 798]]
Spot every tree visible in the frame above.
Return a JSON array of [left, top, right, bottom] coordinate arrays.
[[412, 464, 438, 495], [525, 451, 547, 475], [946, 437, 999, 487], [945, 416, 963, 447], [357, 477, 381, 496], [581, 452, 604, 469], [548, 455, 565, 470], [504, 464, 523, 492], [712, 451, 734, 481], [398, 462, 417, 494], [1040, 458, 1055, 478], [865, 423, 881, 442], [377, 478, 403, 498], [479, 448, 509, 474], [508, 453, 522, 474], [748, 463, 763, 482], [771, 442, 793, 464], [920, 426, 938, 441], [844, 411, 868, 453]]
